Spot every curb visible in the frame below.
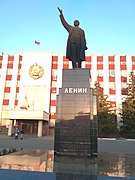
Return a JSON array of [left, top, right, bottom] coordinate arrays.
[[98, 138, 135, 141]]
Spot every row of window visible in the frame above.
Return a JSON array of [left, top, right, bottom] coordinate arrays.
[[4, 81, 20, 87], [97, 82, 127, 89], [93, 61, 128, 65], [52, 60, 135, 65], [97, 70, 128, 77]]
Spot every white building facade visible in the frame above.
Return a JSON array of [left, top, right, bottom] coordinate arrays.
[[0, 52, 135, 136]]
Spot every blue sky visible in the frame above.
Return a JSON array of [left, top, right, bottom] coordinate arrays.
[[0, 0, 135, 56]]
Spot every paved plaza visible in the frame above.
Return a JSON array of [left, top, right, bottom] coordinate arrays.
[[0, 135, 54, 150], [0, 135, 135, 154], [0, 135, 135, 180]]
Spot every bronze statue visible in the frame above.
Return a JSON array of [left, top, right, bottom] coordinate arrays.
[[58, 7, 88, 69]]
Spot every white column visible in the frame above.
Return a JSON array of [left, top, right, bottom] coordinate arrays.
[[69, 61, 72, 69], [115, 55, 121, 106], [82, 61, 85, 68], [38, 120, 43, 137], [8, 120, 14, 136]]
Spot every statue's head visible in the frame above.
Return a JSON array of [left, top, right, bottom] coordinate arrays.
[[74, 20, 80, 27]]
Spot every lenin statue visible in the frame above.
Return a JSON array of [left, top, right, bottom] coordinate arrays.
[[58, 7, 88, 69]]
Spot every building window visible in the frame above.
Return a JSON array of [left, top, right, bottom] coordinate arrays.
[[52, 75, 57, 81], [51, 87, 57, 93], [109, 70, 115, 77], [97, 61, 103, 64], [0, 56, 3, 60], [109, 89, 115, 95], [97, 56, 103, 61], [7, 63, 13, 69], [3, 99, 9, 105], [53, 61, 58, 64], [8, 61, 13, 64], [97, 70, 103, 77], [8, 56, 14, 61], [50, 100, 56, 106], [6, 75, 12, 80], [86, 56, 91, 62], [109, 61, 114, 64], [16, 87, 19, 93], [110, 102, 116, 108], [14, 99, 18, 106], [85, 61, 91, 64], [18, 64, 22, 69], [4, 87, 11, 93], [63, 61, 69, 64], [121, 88, 128, 95], [120, 62, 126, 65], [52, 56, 58, 62]]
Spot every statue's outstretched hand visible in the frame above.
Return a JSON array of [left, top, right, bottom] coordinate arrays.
[[58, 7, 62, 14]]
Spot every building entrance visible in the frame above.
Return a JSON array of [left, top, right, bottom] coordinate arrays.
[[16, 120, 38, 134]]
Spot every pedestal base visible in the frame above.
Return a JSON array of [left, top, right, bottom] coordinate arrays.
[[54, 69, 98, 157]]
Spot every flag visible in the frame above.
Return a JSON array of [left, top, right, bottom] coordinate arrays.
[[35, 40, 40, 45]]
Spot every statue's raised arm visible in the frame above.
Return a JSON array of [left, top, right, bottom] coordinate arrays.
[[57, 7, 71, 32], [57, 7, 62, 15]]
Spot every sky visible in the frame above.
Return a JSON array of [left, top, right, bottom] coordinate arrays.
[[0, 0, 135, 56]]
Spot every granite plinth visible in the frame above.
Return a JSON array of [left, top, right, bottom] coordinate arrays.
[[54, 69, 98, 157]]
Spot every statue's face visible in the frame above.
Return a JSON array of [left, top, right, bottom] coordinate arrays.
[[74, 20, 80, 26]]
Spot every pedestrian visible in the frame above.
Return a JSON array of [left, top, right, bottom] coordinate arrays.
[[15, 128, 20, 140], [58, 7, 88, 69], [20, 129, 24, 140]]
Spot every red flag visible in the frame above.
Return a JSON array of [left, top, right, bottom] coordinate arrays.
[[35, 40, 40, 45]]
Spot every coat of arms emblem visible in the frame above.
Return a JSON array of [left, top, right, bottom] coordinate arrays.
[[29, 63, 44, 80]]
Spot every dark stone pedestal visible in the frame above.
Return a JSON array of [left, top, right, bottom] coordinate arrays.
[[54, 69, 98, 157]]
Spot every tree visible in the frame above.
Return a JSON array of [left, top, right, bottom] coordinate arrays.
[[120, 72, 135, 137], [94, 81, 117, 137]]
